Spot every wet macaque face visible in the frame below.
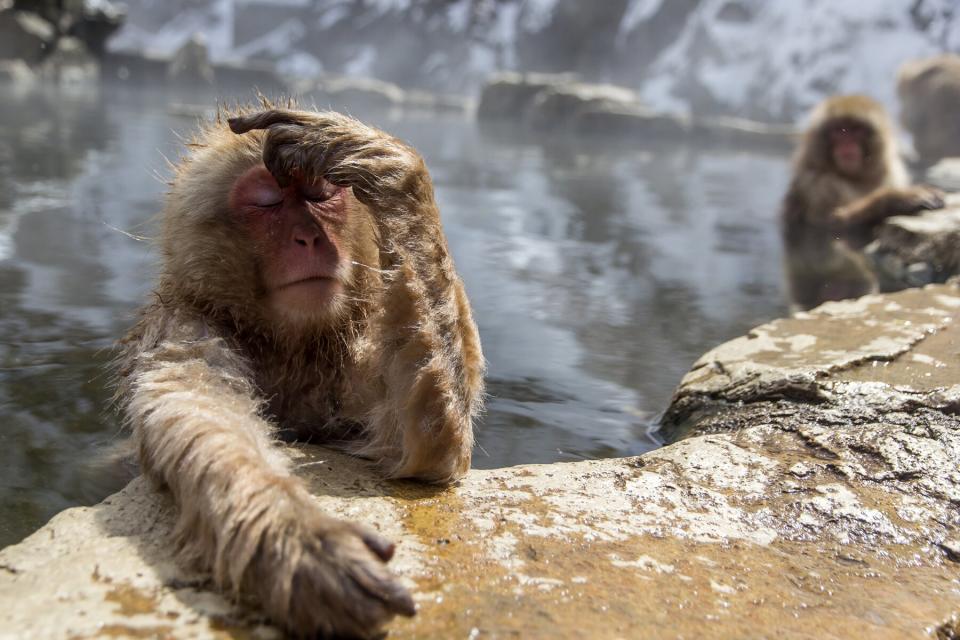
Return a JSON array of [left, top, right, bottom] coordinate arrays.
[[228, 165, 351, 324], [829, 122, 868, 176]]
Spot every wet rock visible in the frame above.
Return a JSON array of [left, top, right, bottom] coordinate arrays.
[[66, 0, 125, 56], [403, 89, 472, 115], [575, 104, 797, 150], [898, 55, 960, 164], [692, 115, 797, 150], [167, 34, 215, 87], [927, 158, 960, 192], [39, 36, 98, 84], [210, 61, 286, 95], [307, 75, 406, 111], [0, 9, 56, 65], [293, 76, 471, 115], [939, 615, 960, 640], [4, 281, 960, 639], [866, 204, 960, 291], [0, 59, 36, 87], [101, 50, 166, 84], [476, 71, 578, 120], [662, 282, 960, 444], [526, 82, 640, 130], [575, 103, 693, 139], [478, 72, 795, 151], [941, 540, 960, 562], [101, 49, 286, 94]]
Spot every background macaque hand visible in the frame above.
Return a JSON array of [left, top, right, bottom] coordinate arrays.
[[902, 185, 946, 212]]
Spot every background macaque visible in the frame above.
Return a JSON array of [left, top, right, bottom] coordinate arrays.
[[116, 103, 485, 638], [897, 54, 960, 163], [781, 95, 944, 310]]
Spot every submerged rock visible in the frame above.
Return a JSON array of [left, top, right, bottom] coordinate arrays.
[[2, 285, 959, 638]]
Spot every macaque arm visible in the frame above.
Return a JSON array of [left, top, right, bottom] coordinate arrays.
[[117, 308, 414, 633], [832, 185, 945, 230], [832, 188, 909, 228], [230, 110, 486, 483]]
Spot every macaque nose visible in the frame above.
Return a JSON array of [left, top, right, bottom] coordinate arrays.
[[293, 223, 323, 249]]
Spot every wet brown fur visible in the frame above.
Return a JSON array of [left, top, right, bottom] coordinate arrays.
[[115, 100, 485, 638], [781, 95, 944, 309]]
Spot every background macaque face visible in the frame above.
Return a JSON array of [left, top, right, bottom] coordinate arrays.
[[829, 122, 867, 176], [228, 165, 353, 325]]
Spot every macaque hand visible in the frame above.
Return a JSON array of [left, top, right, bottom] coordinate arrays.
[[248, 493, 416, 638], [228, 109, 425, 207], [904, 185, 946, 213]]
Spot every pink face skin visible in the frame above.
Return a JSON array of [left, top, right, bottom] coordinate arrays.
[[829, 124, 867, 176], [228, 165, 351, 322]]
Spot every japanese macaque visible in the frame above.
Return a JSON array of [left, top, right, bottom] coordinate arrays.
[[781, 95, 944, 310], [897, 54, 960, 163], [115, 103, 485, 638]]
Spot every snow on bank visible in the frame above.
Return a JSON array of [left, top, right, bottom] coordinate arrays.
[[106, 0, 958, 122]]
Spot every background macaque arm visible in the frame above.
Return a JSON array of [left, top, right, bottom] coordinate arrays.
[[832, 187, 917, 229], [832, 185, 943, 229]]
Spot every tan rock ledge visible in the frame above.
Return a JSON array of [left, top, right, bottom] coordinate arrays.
[[3, 286, 960, 639]]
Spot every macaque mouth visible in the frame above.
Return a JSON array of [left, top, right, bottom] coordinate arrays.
[[273, 275, 340, 292]]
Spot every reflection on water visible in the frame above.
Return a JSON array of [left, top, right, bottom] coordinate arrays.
[[782, 226, 878, 311], [0, 86, 792, 547]]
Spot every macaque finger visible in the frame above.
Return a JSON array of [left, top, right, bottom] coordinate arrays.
[[349, 560, 417, 618], [353, 525, 397, 562], [227, 109, 315, 135], [260, 123, 313, 186], [919, 187, 946, 211]]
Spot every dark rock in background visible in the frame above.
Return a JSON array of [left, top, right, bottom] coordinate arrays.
[[0, 8, 56, 65]]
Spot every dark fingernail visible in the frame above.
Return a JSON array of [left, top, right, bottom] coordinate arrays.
[[393, 589, 417, 617], [363, 533, 396, 562]]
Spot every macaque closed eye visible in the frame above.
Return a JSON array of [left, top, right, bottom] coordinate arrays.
[[301, 179, 339, 203], [231, 167, 285, 209]]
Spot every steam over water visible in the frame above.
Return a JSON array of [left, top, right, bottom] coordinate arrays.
[[0, 86, 791, 547]]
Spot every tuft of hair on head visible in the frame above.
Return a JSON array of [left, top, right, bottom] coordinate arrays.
[[809, 94, 890, 133]]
